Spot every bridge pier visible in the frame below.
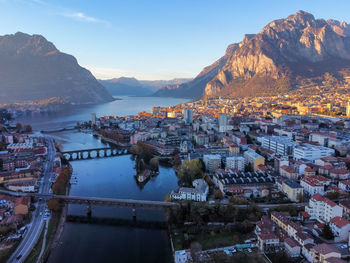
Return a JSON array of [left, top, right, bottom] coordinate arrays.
[[96, 150, 100, 158], [132, 208, 136, 220], [87, 203, 92, 217], [87, 151, 91, 159]]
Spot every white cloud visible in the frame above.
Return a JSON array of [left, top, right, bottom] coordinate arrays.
[[61, 11, 110, 27]]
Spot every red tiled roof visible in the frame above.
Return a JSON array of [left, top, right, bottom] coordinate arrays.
[[313, 243, 340, 255], [301, 211, 311, 218], [284, 237, 299, 248], [330, 216, 350, 228], [280, 165, 297, 174], [331, 168, 350, 175], [339, 180, 350, 186]]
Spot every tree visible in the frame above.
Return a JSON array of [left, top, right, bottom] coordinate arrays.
[[325, 191, 340, 200], [15, 123, 22, 132], [23, 125, 32, 133], [47, 198, 61, 212], [173, 154, 182, 167], [214, 189, 223, 200], [296, 192, 303, 202], [322, 224, 334, 240], [0, 159, 3, 170], [177, 159, 204, 186], [149, 157, 159, 171], [190, 242, 202, 263]]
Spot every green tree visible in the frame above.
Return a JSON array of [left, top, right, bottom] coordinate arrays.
[[177, 159, 204, 186], [47, 198, 61, 212], [322, 224, 334, 240], [325, 191, 340, 200], [23, 125, 32, 133], [296, 192, 303, 202], [214, 189, 223, 200]]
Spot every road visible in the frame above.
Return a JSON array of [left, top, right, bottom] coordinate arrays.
[[8, 136, 56, 263]]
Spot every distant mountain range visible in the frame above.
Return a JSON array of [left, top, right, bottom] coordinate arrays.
[[0, 32, 113, 104], [155, 10, 350, 99], [99, 77, 192, 96]]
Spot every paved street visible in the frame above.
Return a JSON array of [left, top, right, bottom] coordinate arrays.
[[8, 136, 56, 263]]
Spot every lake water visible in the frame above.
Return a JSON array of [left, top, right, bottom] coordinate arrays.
[[17, 96, 188, 263], [17, 96, 188, 131]]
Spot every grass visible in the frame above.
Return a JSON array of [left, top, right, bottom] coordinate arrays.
[[24, 226, 45, 263]]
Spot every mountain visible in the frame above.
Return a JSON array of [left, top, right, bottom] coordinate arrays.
[[99, 77, 153, 96], [156, 11, 350, 99], [0, 32, 113, 104], [99, 77, 192, 96], [153, 43, 240, 98]]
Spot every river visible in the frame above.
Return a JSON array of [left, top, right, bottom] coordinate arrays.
[[17, 96, 188, 263]]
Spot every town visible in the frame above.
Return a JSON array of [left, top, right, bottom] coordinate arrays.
[[0, 89, 350, 262], [75, 90, 350, 263]]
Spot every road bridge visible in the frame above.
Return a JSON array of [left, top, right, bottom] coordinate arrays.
[[62, 147, 129, 161]]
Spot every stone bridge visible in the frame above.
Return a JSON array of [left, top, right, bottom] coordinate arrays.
[[62, 147, 129, 161]]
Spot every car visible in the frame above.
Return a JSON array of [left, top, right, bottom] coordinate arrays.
[[247, 248, 252, 253]]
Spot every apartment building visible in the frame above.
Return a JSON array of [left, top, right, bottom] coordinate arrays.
[[203, 154, 221, 173], [305, 194, 343, 223], [225, 156, 245, 171], [244, 150, 265, 171], [262, 136, 298, 156], [281, 180, 303, 202], [300, 175, 329, 196]]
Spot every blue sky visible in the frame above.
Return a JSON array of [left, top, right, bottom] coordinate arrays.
[[0, 0, 349, 80]]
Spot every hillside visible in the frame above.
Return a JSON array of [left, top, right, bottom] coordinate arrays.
[[100, 77, 192, 96], [0, 32, 113, 104]]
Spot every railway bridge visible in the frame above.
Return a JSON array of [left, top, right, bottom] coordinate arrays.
[[37, 193, 177, 217]]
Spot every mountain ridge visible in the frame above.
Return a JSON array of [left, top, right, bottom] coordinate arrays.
[[154, 10, 350, 99], [0, 32, 114, 104]]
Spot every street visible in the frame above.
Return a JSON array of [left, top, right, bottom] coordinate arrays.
[[7, 136, 56, 263]]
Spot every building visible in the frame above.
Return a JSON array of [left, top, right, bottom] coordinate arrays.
[[91, 113, 97, 125], [183, 108, 193, 125], [203, 154, 221, 173], [346, 101, 350, 117], [262, 136, 298, 156], [284, 237, 301, 258], [329, 216, 350, 242], [300, 175, 328, 196], [213, 169, 273, 193], [280, 165, 298, 180], [174, 250, 192, 263], [225, 156, 245, 171], [293, 144, 335, 161], [170, 179, 209, 202], [218, 114, 228, 133], [338, 180, 350, 192], [305, 194, 343, 223], [257, 233, 280, 252], [330, 168, 350, 180], [281, 180, 303, 202], [312, 243, 342, 263], [244, 150, 265, 171]]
